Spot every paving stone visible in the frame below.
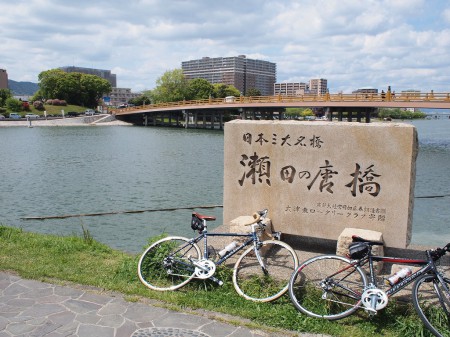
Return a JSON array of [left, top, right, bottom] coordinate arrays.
[[98, 302, 127, 315], [29, 320, 62, 337], [155, 312, 211, 330], [198, 321, 240, 337], [131, 327, 211, 337], [3, 283, 31, 296], [78, 323, 115, 337], [63, 298, 102, 314], [97, 314, 125, 328], [22, 303, 66, 317], [122, 303, 167, 322], [0, 271, 326, 337]]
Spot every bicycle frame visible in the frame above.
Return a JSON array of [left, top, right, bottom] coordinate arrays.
[[355, 247, 448, 298], [188, 225, 259, 265]]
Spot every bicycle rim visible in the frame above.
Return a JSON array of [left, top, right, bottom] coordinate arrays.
[[138, 236, 200, 291], [413, 274, 450, 337], [289, 255, 367, 320], [233, 240, 298, 302]]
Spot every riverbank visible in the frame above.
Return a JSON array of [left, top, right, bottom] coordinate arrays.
[[0, 115, 132, 127], [0, 225, 427, 337]]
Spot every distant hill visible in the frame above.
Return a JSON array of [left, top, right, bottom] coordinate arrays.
[[8, 80, 39, 96]]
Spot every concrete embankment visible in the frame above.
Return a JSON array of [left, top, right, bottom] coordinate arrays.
[[0, 115, 132, 127]]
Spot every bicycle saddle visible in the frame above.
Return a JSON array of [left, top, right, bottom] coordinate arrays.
[[352, 235, 384, 246], [192, 212, 216, 221]]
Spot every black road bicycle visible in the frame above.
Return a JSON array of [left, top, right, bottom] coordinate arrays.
[[288, 236, 450, 337], [138, 209, 299, 302]]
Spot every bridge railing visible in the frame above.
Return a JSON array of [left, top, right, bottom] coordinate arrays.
[[113, 92, 450, 114]]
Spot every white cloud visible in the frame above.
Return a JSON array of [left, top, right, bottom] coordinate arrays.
[[0, 0, 449, 93]]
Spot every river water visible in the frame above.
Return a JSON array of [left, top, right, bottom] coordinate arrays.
[[0, 119, 448, 253]]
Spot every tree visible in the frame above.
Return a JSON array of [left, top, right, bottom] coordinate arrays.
[[0, 88, 12, 107], [38, 69, 111, 108], [150, 69, 189, 103], [5, 97, 22, 112], [213, 84, 241, 98], [245, 88, 261, 96], [186, 78, 214, 100], [129, 94, 151, 106]]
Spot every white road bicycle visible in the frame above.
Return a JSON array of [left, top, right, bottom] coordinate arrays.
[[138, 209, 299, 302]]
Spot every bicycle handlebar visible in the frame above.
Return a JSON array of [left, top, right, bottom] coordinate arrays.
[[429, 243, 450, 260], [243, 209, 268, 226]]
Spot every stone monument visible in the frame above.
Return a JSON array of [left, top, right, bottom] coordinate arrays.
[[223, 120, 418, 248]]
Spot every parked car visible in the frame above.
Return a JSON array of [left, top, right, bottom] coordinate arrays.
[[25, 113, 39, 119], [0, 114, 5, 119], [67, 111, 80, 117], [85, 109, 95, 116], [9, 113, 21, 119]]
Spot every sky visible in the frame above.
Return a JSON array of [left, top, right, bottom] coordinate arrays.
[[1, 0, 450, 94]]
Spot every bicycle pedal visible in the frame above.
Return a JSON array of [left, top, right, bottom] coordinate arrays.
[[364, 307, 378, 315]]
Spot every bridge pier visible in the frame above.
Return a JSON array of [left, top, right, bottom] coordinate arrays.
[[328, 107, 376, 123]]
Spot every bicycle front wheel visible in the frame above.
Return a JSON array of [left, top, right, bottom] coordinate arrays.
[[138, 236, 201, 291], [289, 255, 367, 320], [413, 274, 450, 337], [233, 240, 298, 302]]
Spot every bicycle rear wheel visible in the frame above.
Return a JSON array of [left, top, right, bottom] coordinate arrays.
[[138, 236, 201, 291], [289, 255, 367, 320], [413, 274, 450, 337], [233, 240, 298, 302]]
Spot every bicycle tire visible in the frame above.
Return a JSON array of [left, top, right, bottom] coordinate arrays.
[[412, 274, 450, 337], [289, 254, 367, 320], [138, 236, 201, 291], [233, 240, 298, 302]]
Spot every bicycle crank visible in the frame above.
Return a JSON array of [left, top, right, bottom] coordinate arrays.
[[194, 259, 216, 279], [361, 288, 388, 313]]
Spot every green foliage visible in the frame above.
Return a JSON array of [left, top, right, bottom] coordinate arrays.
[[213, 83, 241, 98], [285, 108, 314, 118], [129, 94, 151, 106], [186, 78, 214, 100], [0, 88, 12, 107], [378, 108, 426, 119], [245, 88, 261, 96], [150, 69, 189, 103], [38, 69, 112, 108], [5, 97, 23, 112]]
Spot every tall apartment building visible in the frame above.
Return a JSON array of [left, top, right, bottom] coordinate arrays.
[[0, 69, 8, 89], [309, 78, 328, 95], [274, 82, 308, 96], [182, 55, 276, 96], [59, 66, 117, 87]]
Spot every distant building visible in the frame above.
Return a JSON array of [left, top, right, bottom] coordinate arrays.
[[59, 66, 117, 87], [353, 88, 378, 94], [0, 69, 8, 89], [309, 79, 328, 95], [274, 79, 328, 96], [274, 82, 309, 96], [182, 55, 276, 96], [108, 87, 140, 107]]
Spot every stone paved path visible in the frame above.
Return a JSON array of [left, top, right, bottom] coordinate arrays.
[[0, 272, 328, 337]]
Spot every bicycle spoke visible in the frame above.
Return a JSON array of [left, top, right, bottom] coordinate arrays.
[[413, 274, 450, 337], [138, 237, 200, 291], [289, 255, 366, 320], [233, 241, 298, 302]]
